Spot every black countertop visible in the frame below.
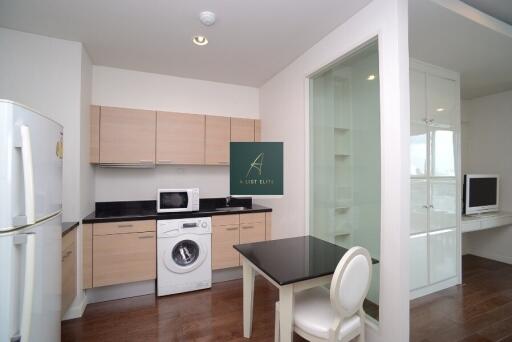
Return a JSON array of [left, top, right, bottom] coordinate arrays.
[[234, 235, 378, 286], [62, 221, 79, 236], [82, 198, 272, 224]]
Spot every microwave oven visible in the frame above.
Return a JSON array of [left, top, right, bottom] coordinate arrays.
[[157, 188, 200, 213]]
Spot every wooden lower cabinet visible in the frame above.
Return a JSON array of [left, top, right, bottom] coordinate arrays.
[[83, 220, 156, 289], [93, 231, 156, 287], [62, 229, 77, 313], [212, 212, 271, 270]]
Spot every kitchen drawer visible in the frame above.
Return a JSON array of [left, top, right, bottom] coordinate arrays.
[[212, 214, 239, 227], [212, 224, 240, 270], [62, 229, 77, 312], [240, 221, 265, 244], [93, 231, 156, 287], [240, 213, 265, 224], [93, 220, 156, 236]]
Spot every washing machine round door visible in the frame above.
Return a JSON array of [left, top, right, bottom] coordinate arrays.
[[164, 235, 207, 274]]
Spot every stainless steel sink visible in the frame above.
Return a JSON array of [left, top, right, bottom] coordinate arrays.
[[214, 206, 248, 212]]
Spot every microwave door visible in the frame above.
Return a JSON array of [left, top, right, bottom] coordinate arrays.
[[159, 192, 189, 212]]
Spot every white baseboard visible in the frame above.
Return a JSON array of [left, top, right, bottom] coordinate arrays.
[[410, 277, 460, 300], [86, 280, 156, 304], [61, 294, 87, 321]]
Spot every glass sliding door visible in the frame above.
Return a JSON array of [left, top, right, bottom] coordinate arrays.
[[309, 41, 381, 321]]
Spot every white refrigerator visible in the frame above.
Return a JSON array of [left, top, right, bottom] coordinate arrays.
[[0, 100, 63, 342]]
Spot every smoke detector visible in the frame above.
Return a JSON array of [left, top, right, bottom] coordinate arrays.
[[199, 11, 216, 26]]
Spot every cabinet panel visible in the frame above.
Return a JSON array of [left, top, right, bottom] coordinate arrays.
[[410, 233, 428, 290], [62, 229, 77, 312], [411, 179, 428, 235], [90, 105, 100, 163], [430, 129, 456, 177], [430, 179, 457, 231], [93, 232, 156, 287], [410, 123, 428, 176], [231, 118, 255, 142], [429, 229, 457, 283], [94, 220, 156, 236], [99, 106, 156, 164], [205, 115, 230, 165], [212, 224, 240, 270], [427, 74, 457, 128], [157, 111, 205, 164], [212, 214, 239, 226], [240, 213, 265, 224], [83, 224, 93, 289], [255, 120, 261, 142], [410, 69, 427, 125], [240, 221, 265, 244]]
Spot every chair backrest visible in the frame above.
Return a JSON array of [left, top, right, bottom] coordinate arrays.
[[329, 246, 372, 319]]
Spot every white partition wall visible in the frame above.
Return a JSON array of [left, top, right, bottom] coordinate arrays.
[[409, 59, 461, 299]]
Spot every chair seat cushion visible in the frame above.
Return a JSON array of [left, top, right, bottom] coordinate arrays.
[[293, 287, 361, 339]]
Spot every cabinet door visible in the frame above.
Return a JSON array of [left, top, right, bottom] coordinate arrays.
[[411, 179, 428, 235], [240, 213, 266, 243], [430, 179, 457, 231], [157, 112, 205, 164], [410, 123, 428, 176], [93, 232, 156, 287], [430, 129, 456, 177], [231, 118, 255, 142], [410, 233, 428, 290], [429, 228, 457, 283], [255, 120, 261, 142], [61, 229, 76, 312], [212, 223, 240, 270], [99, 106, 156, 165], [410, 69, 427, 125], [427, 74, 458, 128], [90, 105, 100, 163], [205, 115, 230, 165]]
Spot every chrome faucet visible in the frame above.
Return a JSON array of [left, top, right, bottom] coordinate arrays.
[[226, 196, 232, 207]]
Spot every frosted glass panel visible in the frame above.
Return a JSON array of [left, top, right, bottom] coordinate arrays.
[[429, 229, 457, 283], [430, 179, 457, 231], [309, 41, 380, 320], [410, 123, 427, 176], [410, 233, 428, 290], [431, 129, 456, 177], [411, 179, 428, 234], [427, 74, 457, 128]]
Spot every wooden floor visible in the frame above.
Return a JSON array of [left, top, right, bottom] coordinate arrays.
[[411, 255, 512, 342], [62, 255, 512, 342]]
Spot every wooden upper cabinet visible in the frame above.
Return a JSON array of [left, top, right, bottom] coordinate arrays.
[[90, 105, 100, 163], [205, 116, 230, 165], [99, 106, 156, 165], [231, 118, 255, 142], [157, 111, 205, 164], [254, 120, 261, 142]]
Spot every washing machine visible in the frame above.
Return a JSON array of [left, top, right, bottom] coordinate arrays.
[[157, 217, 212, 296]]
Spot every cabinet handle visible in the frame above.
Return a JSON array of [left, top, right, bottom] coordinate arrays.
[[429, 205, 434, 208], [138, 235, 154, 239], [241, 225, 254, 229], [422, 205, 429, 209], [117, 224, 133, 228], [225, 227, 238, 231]]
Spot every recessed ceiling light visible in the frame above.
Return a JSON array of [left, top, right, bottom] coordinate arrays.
[[436, 107, 445, 112], [193, 35, 208, 46], [367, 74, 376, 81]]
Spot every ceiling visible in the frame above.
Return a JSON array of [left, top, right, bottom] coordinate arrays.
[[461, 0, 512, 26], [409, 0, 512, 99], [0, 0, 371, 87]]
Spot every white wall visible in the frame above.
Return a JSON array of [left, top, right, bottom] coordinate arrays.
[[92, 66, 259, 202], [462, 89, 512, 263], [0, 27, 85, 221], [258, 0, 410, 340]]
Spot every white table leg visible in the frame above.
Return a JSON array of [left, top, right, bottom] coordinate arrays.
[[242, 258, 255, 338], [279, 285, 294, 342]]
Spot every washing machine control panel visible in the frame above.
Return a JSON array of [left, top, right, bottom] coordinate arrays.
[[157, 217, 212, 238]]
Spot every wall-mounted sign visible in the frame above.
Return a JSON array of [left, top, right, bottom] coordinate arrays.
[[230, 142, 283, 196]]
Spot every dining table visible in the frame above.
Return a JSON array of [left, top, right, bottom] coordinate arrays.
[[234, 235, 377, 342]]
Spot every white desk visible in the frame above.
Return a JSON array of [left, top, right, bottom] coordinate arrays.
[[461, 211, 512, 233]]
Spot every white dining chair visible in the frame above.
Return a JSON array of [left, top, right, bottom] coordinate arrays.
[[275, 246, 372, 342]]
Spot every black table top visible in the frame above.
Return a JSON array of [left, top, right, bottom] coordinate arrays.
[[234, 235, 378, 286]]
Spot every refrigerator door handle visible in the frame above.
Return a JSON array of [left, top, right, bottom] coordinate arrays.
[[20, 125, 36, 225], [12, 233, 36, 342]]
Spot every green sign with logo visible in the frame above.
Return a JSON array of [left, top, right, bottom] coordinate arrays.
[[230, 142, 283, 196]]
